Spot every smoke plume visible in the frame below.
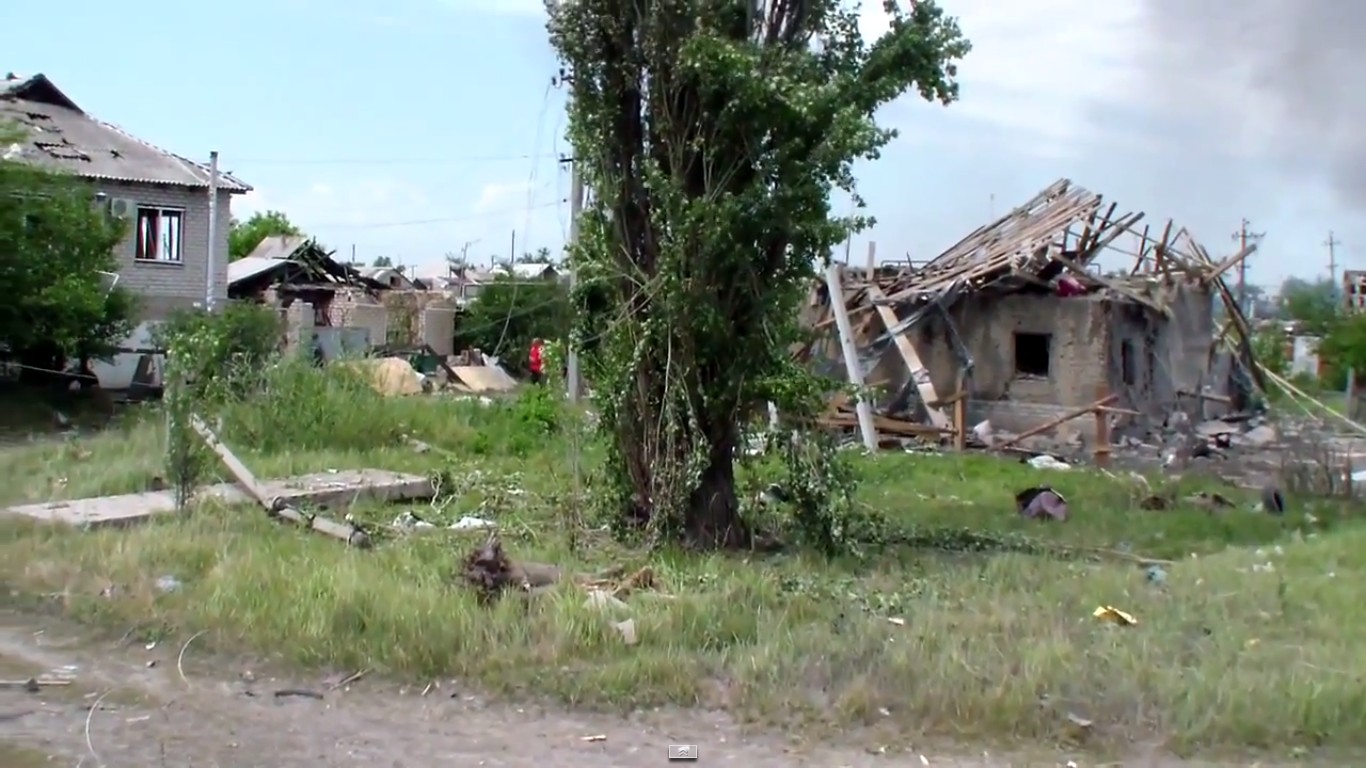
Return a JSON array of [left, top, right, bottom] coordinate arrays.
[[1139, 0, 1366, 208]]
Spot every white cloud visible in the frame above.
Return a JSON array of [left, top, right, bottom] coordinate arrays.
[[230, 173, 569, 270], [474, 180, 536, 214], [861, 0, 1151, 157]]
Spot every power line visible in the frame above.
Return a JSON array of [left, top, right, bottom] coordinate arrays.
[[227, 152, 562, 166]]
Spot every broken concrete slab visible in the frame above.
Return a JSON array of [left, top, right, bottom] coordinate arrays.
[[2, 469, 433, 528], [1235, 424, 1277, 448]]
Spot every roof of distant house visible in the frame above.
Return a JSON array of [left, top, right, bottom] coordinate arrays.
[[493, 262, 559, 279], [0, 72, 251, 192]]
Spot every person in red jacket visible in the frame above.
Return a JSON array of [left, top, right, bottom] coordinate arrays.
[[528, 338, 545, 385]]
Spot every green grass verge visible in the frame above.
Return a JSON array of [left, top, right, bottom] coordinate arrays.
[[0, 364, 1360, 757]]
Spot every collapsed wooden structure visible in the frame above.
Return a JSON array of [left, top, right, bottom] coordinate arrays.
[[803, 179, 1265, 460]]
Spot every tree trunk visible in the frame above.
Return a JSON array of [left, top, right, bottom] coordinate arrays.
[[685, 433, 749, 549]]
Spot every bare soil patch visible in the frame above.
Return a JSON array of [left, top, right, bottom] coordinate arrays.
[[0, 610, 1271, 768]]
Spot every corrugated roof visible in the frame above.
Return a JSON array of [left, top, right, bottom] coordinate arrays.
[[244, 235, 310, 262], [228, 256, 289, 285], [0, 73, 251, 192]]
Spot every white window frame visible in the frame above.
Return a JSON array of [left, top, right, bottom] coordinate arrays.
[[134, 205, 185, 264]]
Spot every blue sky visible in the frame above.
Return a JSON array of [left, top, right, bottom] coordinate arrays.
[[7, 0, 1361, 287]]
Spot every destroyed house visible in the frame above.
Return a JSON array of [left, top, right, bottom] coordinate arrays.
[[811, 179, 1260, 443]]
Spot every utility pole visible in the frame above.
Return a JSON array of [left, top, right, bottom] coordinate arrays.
[[1231, 218, 1264, 315], [566, 167, 584, 404], [205, 151, 219, 312], [1326, 230, 1342, 287]]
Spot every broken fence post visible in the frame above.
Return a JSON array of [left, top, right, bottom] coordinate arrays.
[[1093, 385, 1112, 468], [823, 262, 878, 452], [188, 415, 371, 548]]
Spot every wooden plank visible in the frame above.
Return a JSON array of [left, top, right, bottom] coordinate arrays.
[[865, 284, 951, 430], [995, 395, 1118, 449]]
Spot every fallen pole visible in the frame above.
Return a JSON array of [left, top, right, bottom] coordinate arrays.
[[189, 415, 371, 548]]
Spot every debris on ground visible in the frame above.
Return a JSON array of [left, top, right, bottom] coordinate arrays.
[[612, 619, 638, 645], [461, 536, 563, 603], [1261, 483, 1286, 515], [460, 538, 662, 607], [1015, 486, 1068, 521], [344, 357, 425, 397], [1092, 605, 1137, 626]]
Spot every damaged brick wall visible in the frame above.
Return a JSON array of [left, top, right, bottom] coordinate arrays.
[[377, 291, 457, 352], [328, 290, 388, 347]]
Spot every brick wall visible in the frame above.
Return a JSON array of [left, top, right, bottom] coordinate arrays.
[[95, 181, 234, 321]]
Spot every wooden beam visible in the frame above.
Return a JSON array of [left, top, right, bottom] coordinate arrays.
[[865, 284, 951, 429]]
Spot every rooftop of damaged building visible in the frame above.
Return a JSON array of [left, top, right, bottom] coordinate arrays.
[[805, 178, 1269, 451], [1, 72, 250, 192]]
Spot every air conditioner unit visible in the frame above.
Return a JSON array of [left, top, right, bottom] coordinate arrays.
[[107, 198, 136, 219]]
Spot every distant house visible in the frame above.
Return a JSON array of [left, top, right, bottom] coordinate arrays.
[[357, 266, 415, 291], [1, 72, 251, 320], [494, 262, 560, 281]]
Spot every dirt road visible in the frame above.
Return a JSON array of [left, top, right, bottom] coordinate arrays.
[[0, 611, 1294, 767]]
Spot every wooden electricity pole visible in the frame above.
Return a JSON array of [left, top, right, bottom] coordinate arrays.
[[1326, 230, 1342, 287], [1231, 218, 1264, 314]]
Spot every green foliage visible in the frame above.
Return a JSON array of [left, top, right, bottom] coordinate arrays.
[[547, 0, 969, 549], [157, 303, 282, 509], [1251, 330, 1288, 377], [0, 122, 136, 370], [468, 386, 568, 458], [1320, 312, 1366, 378], [228, 210, 301, 261], [455, 273, 570, 375], [1279, 277, 1340, 334], [372, 255, 393, 267], [155, 303, 282, 402]]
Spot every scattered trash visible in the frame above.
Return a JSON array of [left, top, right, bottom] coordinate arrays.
[[1092, 605, 1137, 626], [154, 575, 181, 593], [1026, 455, 1071, 471], [1144, 564, 1167, 585], [1066, 712, 1093, 728], [581, 734, 607, 742], [584, 589, 629, 612], [612, 618, 638, 645], [887, 617, 906, 626], [971, 420, 994, 446], [1186, 491, 1235, 513], [450, 515, 496, 531], [1016, 486, 1069, 521], [392, 511, 435, 531]]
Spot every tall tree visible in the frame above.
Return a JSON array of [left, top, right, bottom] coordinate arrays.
[[0, 123, 135, 383], [372, 255, 394, 267], [1279, 277, 1339, 333], [548, 0, 969, 547], [228, 210, 301, 261]]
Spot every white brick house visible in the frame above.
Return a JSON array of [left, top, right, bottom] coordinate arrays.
[[1, 72, 251, 321]]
